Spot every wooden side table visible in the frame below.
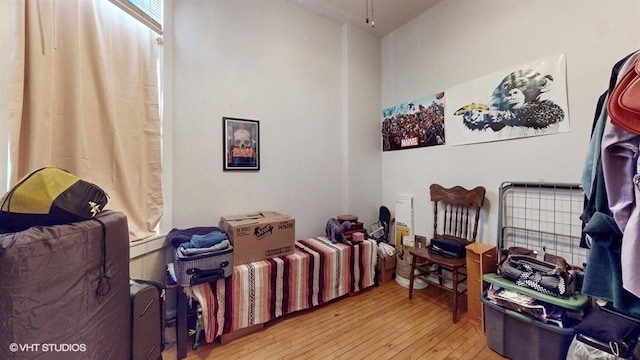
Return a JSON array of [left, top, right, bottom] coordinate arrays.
[[465, 243, 497, 326]]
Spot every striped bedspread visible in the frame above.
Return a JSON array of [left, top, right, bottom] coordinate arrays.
[[191, 236, 377, 342]]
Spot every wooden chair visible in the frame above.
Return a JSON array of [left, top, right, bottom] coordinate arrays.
[[408, 184, 486, 323]]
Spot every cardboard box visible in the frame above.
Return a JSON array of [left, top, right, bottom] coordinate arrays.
[[376, 252, 396, 283], [378, 252, 397, 271], [219, 211, 295, 265], [378, 268, 395, 283]]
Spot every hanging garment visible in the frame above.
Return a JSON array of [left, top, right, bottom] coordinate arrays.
[[601, 51, 640, 299], [581, 92, 608, 201], [582, 50, 640, 315]]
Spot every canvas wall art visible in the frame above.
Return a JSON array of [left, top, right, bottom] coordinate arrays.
[[381, 93, 445, 151], [444, 53, 570, 145]]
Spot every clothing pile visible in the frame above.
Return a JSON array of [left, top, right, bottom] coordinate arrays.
[[486, 287, 569, 328], [168, 226, 231, 257]]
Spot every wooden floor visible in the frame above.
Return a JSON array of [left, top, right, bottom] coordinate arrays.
[[162, 279, 507, 360]]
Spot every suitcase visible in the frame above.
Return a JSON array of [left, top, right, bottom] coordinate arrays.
[[130, 279, 165, 360], [174, 245, 233, 286]]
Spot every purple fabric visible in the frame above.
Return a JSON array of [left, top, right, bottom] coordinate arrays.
[[325, 218, 352, 243], [601, 51, 640, 298], [167, 226, 220, 248]]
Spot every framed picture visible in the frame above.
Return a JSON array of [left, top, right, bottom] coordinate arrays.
[[223, 117, 260, 171]]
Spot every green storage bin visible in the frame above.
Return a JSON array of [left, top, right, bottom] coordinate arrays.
[[483, 273, 589, 310]]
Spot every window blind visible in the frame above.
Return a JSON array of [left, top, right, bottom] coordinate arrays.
[[108, 0, 163, 34]]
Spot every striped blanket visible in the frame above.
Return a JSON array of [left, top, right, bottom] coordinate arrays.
[[190, 236, 377, 342]]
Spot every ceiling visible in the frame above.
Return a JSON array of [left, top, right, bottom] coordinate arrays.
[[289, 0, 442, 38]]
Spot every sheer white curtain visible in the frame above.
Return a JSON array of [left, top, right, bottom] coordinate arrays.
[[8, 0, 163, 240]]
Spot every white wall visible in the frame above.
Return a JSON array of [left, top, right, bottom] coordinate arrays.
[[344, 25, 383, 229], [168, 1, 381, 238], [381, 0, 640, 244]]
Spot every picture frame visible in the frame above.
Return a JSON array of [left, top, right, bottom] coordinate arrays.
[[223, 117, 260, 171]]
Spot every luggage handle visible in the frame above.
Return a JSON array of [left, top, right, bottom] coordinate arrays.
[[187, 263, 229, 285]]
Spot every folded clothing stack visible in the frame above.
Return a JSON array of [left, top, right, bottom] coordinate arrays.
[[178, 240, 230, 257], [168, 227, 231, 258]]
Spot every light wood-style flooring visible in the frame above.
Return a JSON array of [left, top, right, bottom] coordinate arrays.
[[162, 278, 507, 359]]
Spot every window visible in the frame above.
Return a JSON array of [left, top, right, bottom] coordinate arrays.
[[7, 0, 164, 240], [108, 0, 163, 34]]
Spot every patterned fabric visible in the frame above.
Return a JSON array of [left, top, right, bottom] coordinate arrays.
[[515, 262, 567, 297], [193, 236, 377, 342]]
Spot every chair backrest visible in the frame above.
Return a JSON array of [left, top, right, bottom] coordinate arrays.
[[430, 184, 486, 244]]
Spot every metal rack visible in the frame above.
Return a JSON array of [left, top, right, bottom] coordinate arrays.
[[498, 181, 588, 268]]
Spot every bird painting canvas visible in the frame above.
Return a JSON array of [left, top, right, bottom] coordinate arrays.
[[444, 53, 570, 145]]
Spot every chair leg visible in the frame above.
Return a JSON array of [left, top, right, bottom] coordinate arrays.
[[408, 255, 417, 299], [452, 269, 458, 323]]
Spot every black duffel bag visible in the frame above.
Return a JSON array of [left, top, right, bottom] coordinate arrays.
[[500, 254, 575, 297], [427, 235, 468, 259]]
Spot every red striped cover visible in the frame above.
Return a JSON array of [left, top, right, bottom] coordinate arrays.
[[193, 236, 377, 342]]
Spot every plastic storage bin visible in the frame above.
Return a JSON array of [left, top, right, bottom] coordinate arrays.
[[481, 294, 576, 360]]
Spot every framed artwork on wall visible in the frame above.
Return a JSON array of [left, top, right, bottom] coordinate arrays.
[[223, 117, 260, 171]]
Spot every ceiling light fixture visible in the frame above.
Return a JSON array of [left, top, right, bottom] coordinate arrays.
[[365, 0, 374, 28]]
